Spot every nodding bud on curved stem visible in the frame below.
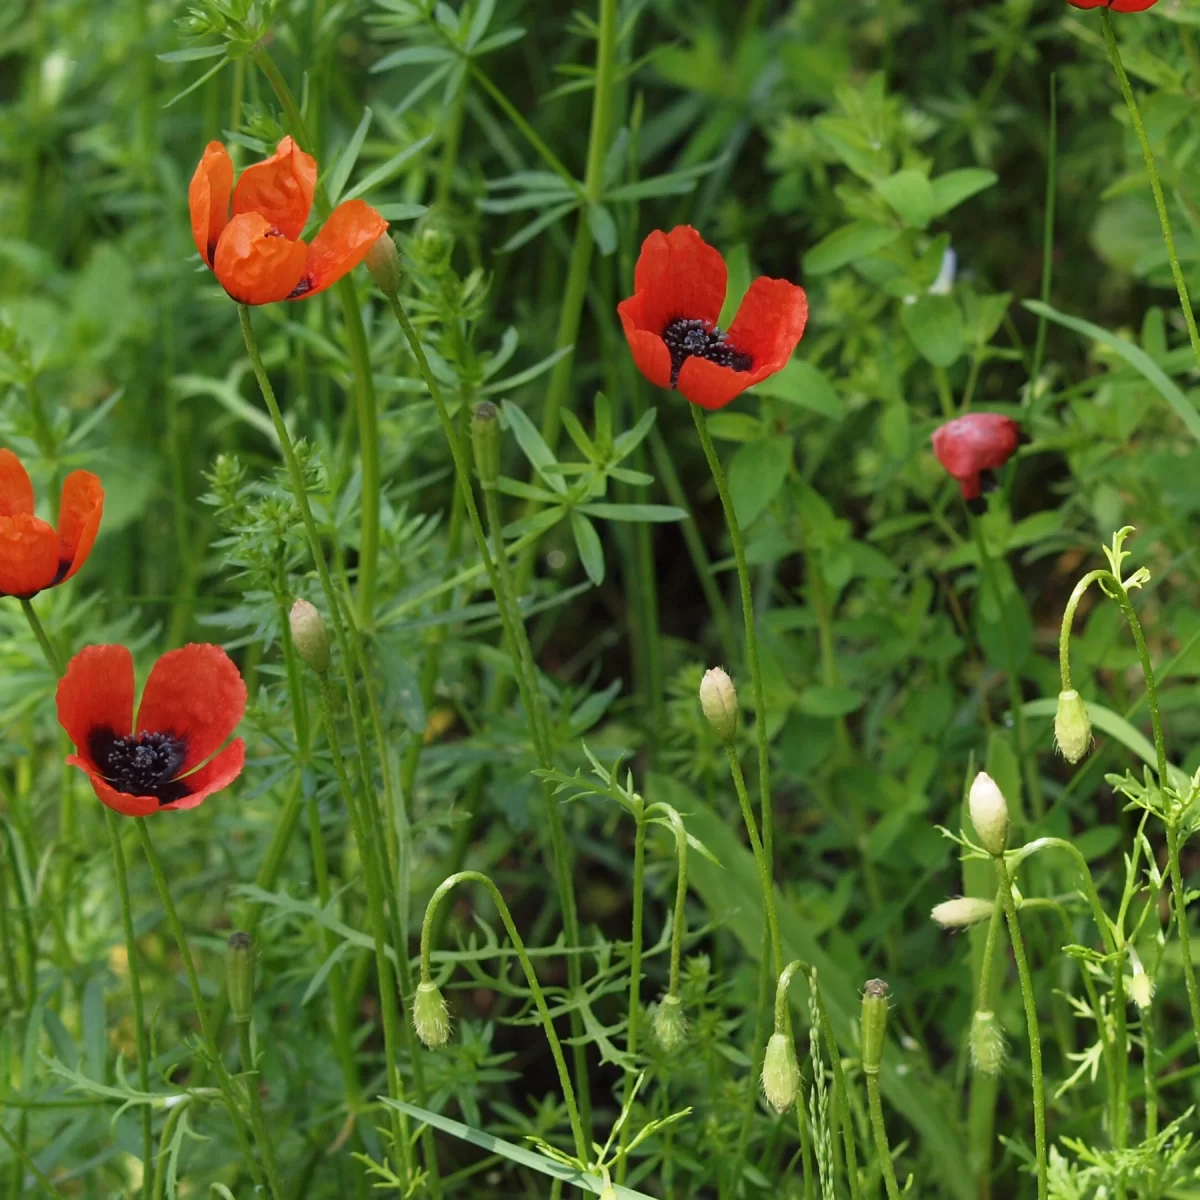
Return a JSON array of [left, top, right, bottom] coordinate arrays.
[[761, 1032, 800, 1113], [365, 232, 401, 296], [413, 980, 451, 1048], [931, 896, 995, 929], [653, 993, 688, 1052], [1054, 689, 1092, 765], [970, 1010, 1006, 1075], [699, 666, 738, 743], [969, 771, 1009, 857]]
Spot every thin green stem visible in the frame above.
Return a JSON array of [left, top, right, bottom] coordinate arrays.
[[664, 806, 689, 997], [1165, 822, 1200, 1060], [19, 599, 62, 677], [1058, 570, 1108, 691], [1102, 10, 1200, 376], [150, 1097, 190, 1200], [1111, 584, 1168, 787], [865, 1073, 901, 1200], [1030, 73, 1057, 387], [104, 811, 153, 1200], [615, 811, 646, 1186], [994, 853, 1047, 1200], [419, 871, 588, 1163], [0, 1119, 60, 1197], [236, 1022, 284, 1199]]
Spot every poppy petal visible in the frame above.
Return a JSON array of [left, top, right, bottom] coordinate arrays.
[[0, 513, 60, 598], [162, 739, 246, 812], [676, 357, 761, 411], [619, 324, 673, 391], [67, 758, 161, 818], [629, 226, 727, 337], [57, 645, 136, 773], [135, 643, 247, 774], [212, 213, 309, 306], [0, 450, 35, 518], [189, 142, 234, 268], [232, 136, 318, 242], [291, 201, 389, 301], [726, 277, 809, 374], [56, 471, 104, 584]]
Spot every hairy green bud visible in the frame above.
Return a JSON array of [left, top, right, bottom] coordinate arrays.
[[970, 1009, 1006, 1075], [653, 993, 688, 1052], [861, 978, 890, 1075], [699, 667, 738, 743], [969, 771, 1009, 857], [1054, 689, 1092, 765], [471, 402, 501, 489], [365, 232, 401, 296], [413, 980, 451, 1048], [761, 1032, 800, 1113], [225, 932, 255, 1024], [289, 598, 331, 674]]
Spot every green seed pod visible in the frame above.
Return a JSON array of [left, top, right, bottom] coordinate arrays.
[[225, 932, 255, 1024], [969, 1009, 1006, 1075], [761, 1031, 800, 1113], [699, 667, 738, 744], [930, 897, 994, 929], [413, 980, 451, 1048], [861, 978, 890, 1075], [968, 771, 1009, 857], [653, 993, 688, 1052], [289, 598, 331, 674], [365, 232, 402, 296], [471, 402, 501, 489], [1054, 689, 1092, 765]]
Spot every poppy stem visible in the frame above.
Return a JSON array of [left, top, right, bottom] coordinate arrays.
[[18, 599, 62, 677], [1101, 8, 1200, 377]]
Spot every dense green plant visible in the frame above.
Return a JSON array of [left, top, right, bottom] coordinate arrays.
[[5, 0, 1200, 1197]]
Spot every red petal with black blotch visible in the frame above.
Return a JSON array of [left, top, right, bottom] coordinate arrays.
[[231, 136, 317, 243], [69, 764, 162, 818], [57, 645, 136, 775], [162, 739, 246, 812], [931, 413, 1020, 500], [289, 200, 389, 301], [619, 226, 727, 345], [56, 471, 103, 584], [135, 643, 247, 775]]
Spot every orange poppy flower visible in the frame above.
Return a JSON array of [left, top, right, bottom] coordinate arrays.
[[189, 136, 388, 305], [57, 643, 247, 817], [0, 449, 103, 599]]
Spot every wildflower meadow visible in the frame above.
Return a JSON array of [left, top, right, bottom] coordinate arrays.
[[5, 0, 1200, 1195]]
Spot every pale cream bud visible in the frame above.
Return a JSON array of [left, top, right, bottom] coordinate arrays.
[[761, 1032, 800, 1113], [289, 598, 330, 673], [1054, 689, 1092, 765], [931, 897, 994, 929], [653, 994, 688, 1052], [969, 771, 1009, 857], [365, 231, 401, 295], [412, 981, 451, 1048], [699, 667, 738, 743], [970, 1010, 1006, 1075]]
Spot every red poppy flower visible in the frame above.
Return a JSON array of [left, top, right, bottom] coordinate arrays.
[[617, 226, 809, 411], [57, 643, 247, 817], [189, 137, 388, 305], [932, 413, 1020, 501], [0, 450, 103, 599], [1067, 0, 1158, 10]]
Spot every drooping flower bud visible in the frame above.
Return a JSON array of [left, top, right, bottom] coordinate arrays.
[[930, 897, 994, 929], [969, 1009, 1006, 1075], [365, 232, 401, 296], [289, 598, 331, 674], [699, 667, 738, 744], [471, 402, 501, 490], [225, 932, 255, 1024], [653, 993, 688, 1052], [968, 771, 1009, 857], [1054, 689, 1092, 765], [413, 980, 451, 1048], [761, 1031, 800, 1113], [861, 978, 889, 1075]]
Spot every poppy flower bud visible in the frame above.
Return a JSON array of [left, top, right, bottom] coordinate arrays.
[[968, 771, 1009, 857], [761, 1031, 800, 1113], [413, 980, 451, 1048], [861, 978, 890, 1076], [289, 599, 331, 674], [969, 1010, 1006, 1075], [414, 220, 454, 277], [225, 932, 255, 1024], [1128, 953, 1155, 1010], [699, 667, 738, 744], [471, 403, 501, 489], [1054, 689, 1092, 765], [931, 413, 1020, 502], [931, 897, 994, 929], [365, 232, 401, 296], [653, 993, 688, 1052]]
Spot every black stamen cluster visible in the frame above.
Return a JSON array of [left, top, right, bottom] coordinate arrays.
[[662, 317, 752, 388], [88, 727, 190, 805]]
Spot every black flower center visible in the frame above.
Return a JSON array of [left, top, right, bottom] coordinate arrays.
[[662, 318, 752, 388], [88, 727, 190, 806]]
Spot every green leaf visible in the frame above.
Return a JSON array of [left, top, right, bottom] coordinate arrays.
[[587, 203, 617, 255], [501, 400, 565, 492], [579, 503, 686, 522], [798, 685, 864, 717], [706, 412, 764, 442], [342, 134, 434, 201], [1023, 300, 1200, 444], [752, 359, 842, 418], [571, 511, 605, 584], [82, 975, 107, 1081], [803, 221, 899, 275], [727, 436, 793, 527], [157, 44, 225, 62], [900, 294, 964, 367], [498, 201, 578, 253], [325, 107, 373, 205], [930, 168, 998, 216], [381, 1100, 656, 1198], [876, 169, 935, 228]]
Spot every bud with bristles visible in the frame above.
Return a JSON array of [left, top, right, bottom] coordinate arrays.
[[225, 932, 255, 1024], [413, 980, 451, 1048], [970, 1010, 1006, 1075], [699, 667, 738, 744], [1129, 951, 1155, 1011], [1054, 689, 1092, 765], [969, 771, 1009, 857], [761, 1031, 800, 1113], [931, 897, 994, 929], [471, 402, 501, 490], [653, 993, 688, 1052], [289, 599, 331, 674], [861, 978, 889, 1075], [365, 232, 401, 296]]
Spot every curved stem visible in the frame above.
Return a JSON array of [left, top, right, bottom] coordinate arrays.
[[993, 854, 1047, 1199], [19, 599, 62, 677], [615, 810, 646, 1186], [419, 871, 588, 1163], [725, 747, 782, 975], [866, 1073, 901, 1200], [1102, 9, 1200, 375], [1058, 570, 1108, 692]]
